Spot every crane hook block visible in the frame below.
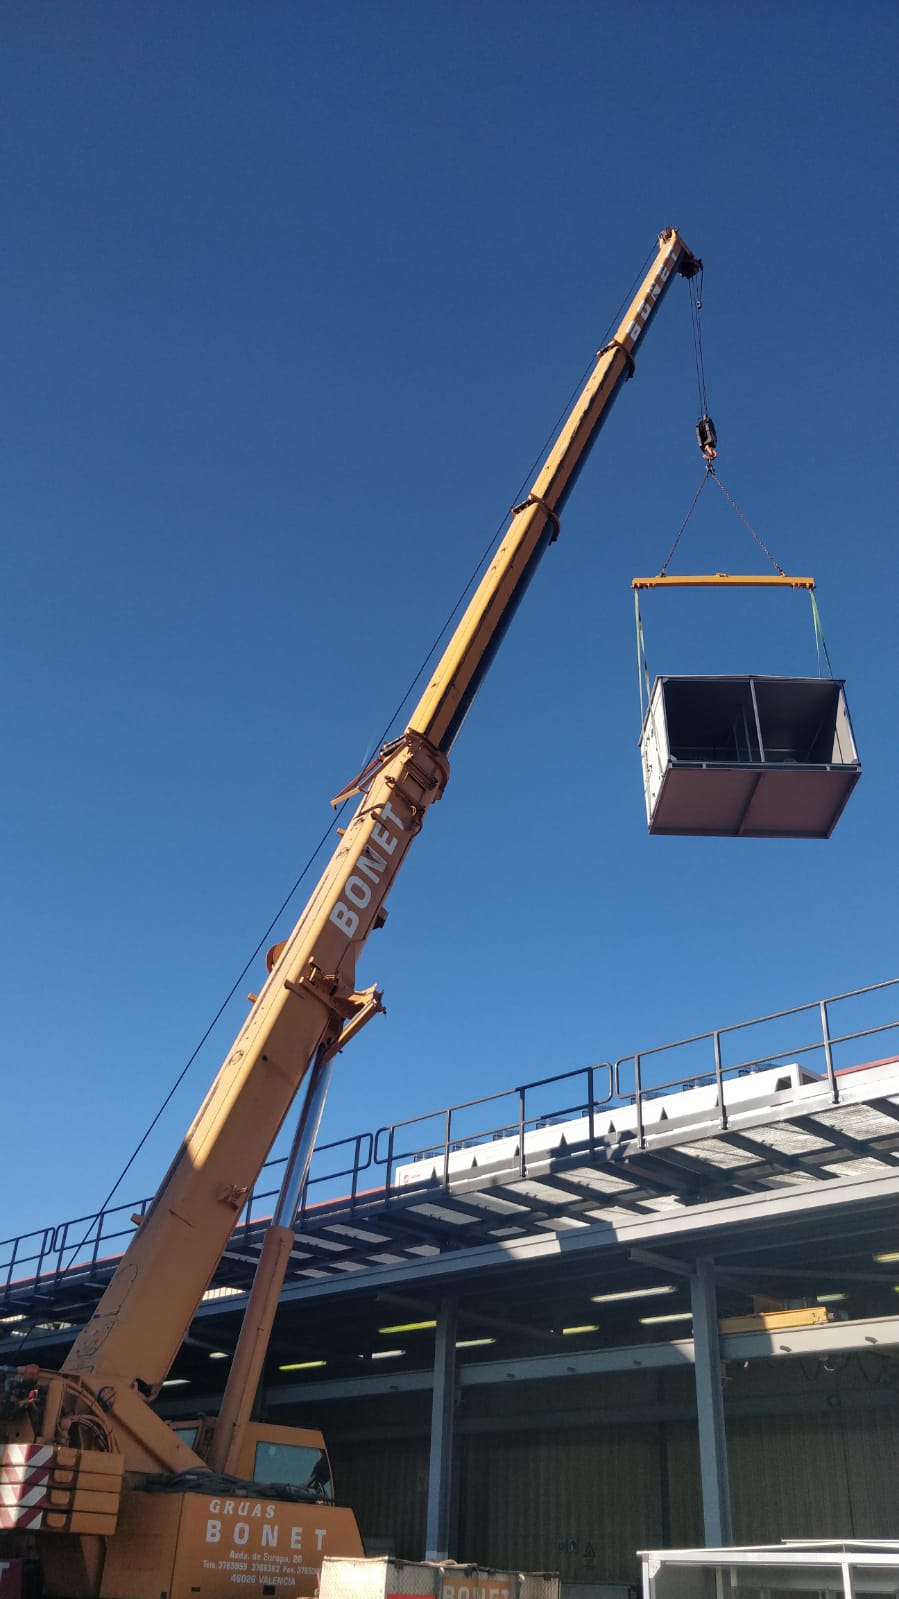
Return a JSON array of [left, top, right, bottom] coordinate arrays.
[[696, 414, 717, 460]]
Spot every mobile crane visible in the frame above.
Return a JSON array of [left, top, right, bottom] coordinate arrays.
[[0, 229, 700, 1599]]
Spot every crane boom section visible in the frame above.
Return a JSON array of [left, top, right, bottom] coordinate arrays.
[[411, 229, 699, 752], [62, 735, 447, 1401], [61, 229, 698, 1451]]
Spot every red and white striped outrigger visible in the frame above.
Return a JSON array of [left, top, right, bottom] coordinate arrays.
[[0, 1444, 53, 1531], [0, 1439, 122, 1535]]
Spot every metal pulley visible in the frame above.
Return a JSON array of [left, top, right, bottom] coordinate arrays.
[[696, 414, 717, 460]]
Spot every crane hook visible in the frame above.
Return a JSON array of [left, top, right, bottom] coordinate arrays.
[[696, 414, 717, 461]]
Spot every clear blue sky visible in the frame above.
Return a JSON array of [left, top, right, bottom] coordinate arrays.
[[2, 2, 897, 1243]]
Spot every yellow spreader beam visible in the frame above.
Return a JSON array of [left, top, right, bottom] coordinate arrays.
[[632, 573, 815, 590]]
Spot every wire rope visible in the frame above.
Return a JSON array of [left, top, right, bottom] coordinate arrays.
[[658, 467, 713, 576], [707, 468, 787, 575], [27, 804, 356, 1338], [39, 318, 632, 1322], [688, 268, 709, 418], [374, 256, 657, 746]]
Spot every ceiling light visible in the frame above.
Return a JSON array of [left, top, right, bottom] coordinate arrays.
[[208, 1351, 229, 1360], [640, 1312, 693, 1325], [816, 1293, 847, 1303], [279, 1360, 327, 1371], [873, 1251, 899, 1264], [162, 1378, 190, 1387], [561, 1324, 598, 1336], [0, 1314, 26, 1325], [591, 1285, 676, 1304], [378, 1320, 436, 1334], [456, 1337, 496, 1348], [371, 1349, 405, 1360]]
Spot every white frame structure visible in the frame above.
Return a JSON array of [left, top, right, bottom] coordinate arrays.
[[640, 1540, 899, 1598]]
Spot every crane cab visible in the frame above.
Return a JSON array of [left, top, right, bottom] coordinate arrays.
[[168, 1419, 337, 1500], [94, 1422, 364, 1599]]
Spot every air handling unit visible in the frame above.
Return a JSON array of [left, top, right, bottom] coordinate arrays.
[[639, 671, 860, 838], [631, 378, 862, 842]]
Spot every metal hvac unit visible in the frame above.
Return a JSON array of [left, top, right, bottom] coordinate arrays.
[[639, 675, 860, 838]]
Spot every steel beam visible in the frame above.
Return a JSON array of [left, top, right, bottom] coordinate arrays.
[[690, 1258, 732, 1546], [425, 1296, 457, 1560], [165, 1373, 899, 1430], [19, 1300, 899, 1379], [255, 1171, 899, 1306], [376, 1290, 566, 1348], [7, 1162, 898, 1346], [193, 1314, 899, 1410]]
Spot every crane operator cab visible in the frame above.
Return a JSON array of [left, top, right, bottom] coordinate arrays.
[[96, 1422, 364, 1599], [168, 1420, 335, 1502]]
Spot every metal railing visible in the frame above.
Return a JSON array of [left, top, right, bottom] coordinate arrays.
[[2, 976, 896, 1317], [613, 976, 899, 1146], [0, 1129, 375, 1310], [373, 1061, 614, 1189]]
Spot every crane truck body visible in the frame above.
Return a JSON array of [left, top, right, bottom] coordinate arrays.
[[0, 228, 700, 1598]]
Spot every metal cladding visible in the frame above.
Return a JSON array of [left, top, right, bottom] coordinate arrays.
[[639, 675, 861, 838]]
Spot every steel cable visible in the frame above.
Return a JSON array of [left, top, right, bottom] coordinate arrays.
[[33, 318, 637, 1319], [658, 467, 713, 575]]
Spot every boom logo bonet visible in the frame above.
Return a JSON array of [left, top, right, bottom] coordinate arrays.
[[329, 801, 406, 937]]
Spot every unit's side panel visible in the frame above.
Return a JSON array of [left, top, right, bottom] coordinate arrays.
[[640, 680, 670, 827], [834, 686, 860, 764]]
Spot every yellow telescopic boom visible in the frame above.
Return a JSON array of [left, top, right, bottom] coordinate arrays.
[[59, 228, 700, 1473]]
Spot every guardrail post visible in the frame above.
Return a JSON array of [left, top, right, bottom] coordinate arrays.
[[713, 1032, 728, 1131], [349, 1136, 363, 1206], [384, 1126, 397, 1196], [634, 1055, 645, 1150], [442, 1109, 453, 1187], [821, 999, 839, 1105]]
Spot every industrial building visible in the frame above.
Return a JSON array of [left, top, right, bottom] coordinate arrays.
[[3, 978, 897, 1594]]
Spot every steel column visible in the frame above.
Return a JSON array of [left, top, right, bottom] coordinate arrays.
[[690, 1258, 733, 1545], [425, 1296, 458, 1560]]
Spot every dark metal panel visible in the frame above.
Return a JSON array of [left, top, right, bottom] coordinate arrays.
[[727, 1407, 899, 1542], [459, 1427, 659, 1587], [313, 1364, 899, 1568], [330, 1433, 430, 1557], [663, 1422, 703, 1548]]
